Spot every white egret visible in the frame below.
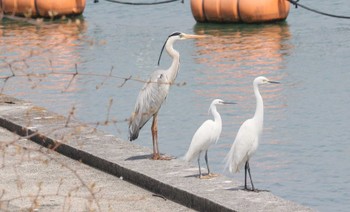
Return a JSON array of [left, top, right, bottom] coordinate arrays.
[[225, 76, 279, 191], [129, 32, 206, 160], [184, 99, 236, 178]]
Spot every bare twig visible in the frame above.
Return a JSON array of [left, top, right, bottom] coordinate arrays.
[[64, 64, 79, 91], [65, 106, 76, 127], [119, 75, 133, 88]]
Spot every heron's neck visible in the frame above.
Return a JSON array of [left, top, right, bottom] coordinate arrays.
[[166, 44, 180, 83], [253, 82, 264, 129]]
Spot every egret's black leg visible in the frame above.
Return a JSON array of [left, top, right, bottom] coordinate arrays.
[[197, 154, 202, 178], [246, 161, 255, 191], [244, 161, 248, 190], [204, 150, 210, 175]]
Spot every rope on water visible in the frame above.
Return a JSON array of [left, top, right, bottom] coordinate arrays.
[[287, 0, 350, 19], [96, 0, 182, 5]]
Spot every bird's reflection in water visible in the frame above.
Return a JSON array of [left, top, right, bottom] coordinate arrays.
[[191, 22, 292, 121]]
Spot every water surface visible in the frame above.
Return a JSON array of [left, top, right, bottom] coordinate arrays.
[[1, 1, 350, 211]]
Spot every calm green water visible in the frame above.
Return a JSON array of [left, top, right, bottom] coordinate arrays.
[[1, 1, 350, 211]]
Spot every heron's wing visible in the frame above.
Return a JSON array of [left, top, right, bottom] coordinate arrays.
[[184, 120, 215, 162], [129, 70, 170, 141], [225, 119, 258, 173]]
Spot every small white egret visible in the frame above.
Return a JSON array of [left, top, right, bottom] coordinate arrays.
[[129, 32, 206, 160], [225, 76, 279, 191], [184, 99, 236, 179]]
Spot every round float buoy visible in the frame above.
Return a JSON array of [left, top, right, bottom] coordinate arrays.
[[0, 0, 86, 18], [190, 0, 290, 23]]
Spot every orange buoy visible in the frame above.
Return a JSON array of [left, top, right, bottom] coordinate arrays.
[[190, 0, 290, 23], [1, 0, 86, 18]]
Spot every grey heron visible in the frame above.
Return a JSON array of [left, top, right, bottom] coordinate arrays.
[[129, 32, 205, 160]]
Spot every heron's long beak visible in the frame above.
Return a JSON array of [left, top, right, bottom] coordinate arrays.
[[157, 33, 207, 66], [268, 80, 280, 84], [182, 33, 207, 39]]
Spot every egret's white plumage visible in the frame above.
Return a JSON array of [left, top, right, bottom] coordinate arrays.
[[185, 99, 235, 178], [225, 76, 279, 190], [128, 32, 206, 160], [226, 118, 260, 174]]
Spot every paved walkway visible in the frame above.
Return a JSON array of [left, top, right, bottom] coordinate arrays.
[[0, 127, 193, 211]]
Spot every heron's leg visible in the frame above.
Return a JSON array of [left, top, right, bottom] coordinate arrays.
[[151, 113, 171, 160], [197, 154, 202, 178], [246, 161, 255, 191], [151, 113, 159, 160], [205, 150, 210, 175]]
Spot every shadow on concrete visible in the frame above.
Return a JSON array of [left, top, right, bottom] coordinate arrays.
[[125, 154, 177, 161], [125, 154, 152, 161], [184, 174, 200, 178], [225, 187, 270, 193], [225, 186, 247, 191]]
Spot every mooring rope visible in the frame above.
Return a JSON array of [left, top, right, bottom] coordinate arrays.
[[96, 0, 350, 20], [96, 0, 182, 5], [287, 0, 350, 19]]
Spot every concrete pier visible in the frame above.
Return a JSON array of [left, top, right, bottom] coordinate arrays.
[[0, 94, 314, 211]]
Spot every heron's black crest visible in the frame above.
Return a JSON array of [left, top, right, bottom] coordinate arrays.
[[169, 32, 182, 37], [158, 32, 183, 66]]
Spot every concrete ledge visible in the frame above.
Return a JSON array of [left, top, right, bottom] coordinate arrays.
[[0, 94, 313, 211]]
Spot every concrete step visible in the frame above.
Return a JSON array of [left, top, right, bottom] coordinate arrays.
[[0, 94, 314, 211]]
